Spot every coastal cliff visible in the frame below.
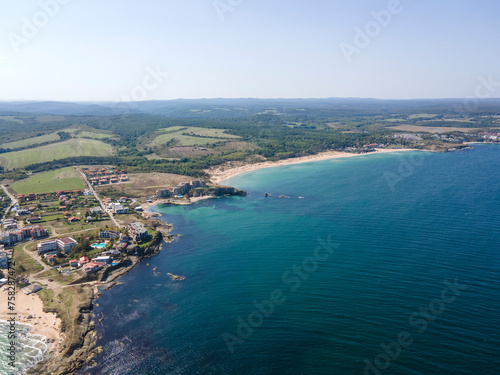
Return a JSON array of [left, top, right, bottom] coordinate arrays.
[[27, 232, 167, 375], [186, 186, 247, 198]]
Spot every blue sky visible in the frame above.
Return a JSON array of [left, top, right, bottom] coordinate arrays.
[[1, 0, 499, 101]]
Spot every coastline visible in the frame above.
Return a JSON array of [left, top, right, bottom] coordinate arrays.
[[208, 148, 421, 185], [0, 290, 62, 371], [142, 195, 216, 213], [0, 291, 62, 346]]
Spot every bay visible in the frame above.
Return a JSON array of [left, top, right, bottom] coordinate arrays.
[[84, 144, 500, 375]]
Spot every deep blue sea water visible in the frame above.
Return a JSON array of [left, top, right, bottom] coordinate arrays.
[[83, 145, 500, 375]]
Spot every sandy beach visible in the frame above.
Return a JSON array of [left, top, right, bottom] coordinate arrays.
[[209, 148, 419, 185], [0, 289, 62, 352], [142, 195, 216, 212]]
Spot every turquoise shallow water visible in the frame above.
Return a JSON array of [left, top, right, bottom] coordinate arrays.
[[83, 145, 500, 375]]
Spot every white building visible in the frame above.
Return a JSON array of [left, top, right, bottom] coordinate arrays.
[[94, 256, 112, 264], [57, 237, 78, 254], [37, 239, 58, 255], [109, 203, 128, 214]]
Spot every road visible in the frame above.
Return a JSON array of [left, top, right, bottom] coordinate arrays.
[[22, 226, 101, 278], [76, 167, 121, 228], [1, 184, 17, 221]]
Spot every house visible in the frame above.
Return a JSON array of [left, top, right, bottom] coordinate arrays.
[[120, 175, 129, 182], [99, 230, 119, 239], [16, 209, 31, 216], [69, 259, 79, 267], [27, 215, 41, 223], [104, 249, 120, 256], [68, 216, 81, 222], [156, 189, 172, 198], [46, 254, 56, 263], [128, 222, 149, 241], [37, 239, 58, 254], [109, 203, 128, 214], [3, 219, 17, 230], [82, 261, 101, 274], [91, 207, 103, 215], [119, 197, 128, 203], [57, 237, 78, 254], [78, 256, 90, 267], [94, 256, 112, 265]]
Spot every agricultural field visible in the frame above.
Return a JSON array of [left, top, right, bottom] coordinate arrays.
[[408, 114, 439, 120], [0, 138, 114, 169], [76, 131, 114, 139], [153, 126, 240, 147], [12, 167, 86, 194], [389, 125, 480, 133], [0, 132, 61, 149], [0, 115, 24, 124], [96, 172, 191, 198]]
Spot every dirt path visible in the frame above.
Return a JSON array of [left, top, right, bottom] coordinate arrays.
[[77, 167, 122, 228], [1, 184, 17, 220]]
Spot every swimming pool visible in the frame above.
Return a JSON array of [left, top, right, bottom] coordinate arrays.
[[91, 243, 106, 249]]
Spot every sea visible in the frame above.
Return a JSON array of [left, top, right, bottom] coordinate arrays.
[[78, 144, 499, 375]]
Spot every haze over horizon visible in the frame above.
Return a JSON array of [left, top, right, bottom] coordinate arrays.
[[1, 0, 499, 102]]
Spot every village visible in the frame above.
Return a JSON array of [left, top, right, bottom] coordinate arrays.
[[0, 166, 213, 295]]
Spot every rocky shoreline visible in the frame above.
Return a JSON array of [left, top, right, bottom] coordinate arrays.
[[26, 231, 171, 375], [26, 186, 245, 374]]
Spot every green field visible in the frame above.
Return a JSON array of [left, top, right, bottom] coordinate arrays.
[[154, 126, 240, 146], [0, 132, 61, 149], [12, 167, 85, 194], [0, 116, 24, 124], [76, 131, 114, 139], [0, 138, 114, 169]]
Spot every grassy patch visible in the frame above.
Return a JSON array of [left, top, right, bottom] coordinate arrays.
[[13, 245, 44, 276], [0, 138, 114, 169], [76, 131, 114, 139], [0, 116, 25, 124], [12, 167, 85, 194], [153, 126, 240, 147], [38, 214, 65, 223], [0, 132, 61, 149]]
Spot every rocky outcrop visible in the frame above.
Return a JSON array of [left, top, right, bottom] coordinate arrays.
[[186, 186, 247, 198]]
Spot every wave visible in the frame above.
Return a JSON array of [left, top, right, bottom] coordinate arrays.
[[0, 321, 49, 375]]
